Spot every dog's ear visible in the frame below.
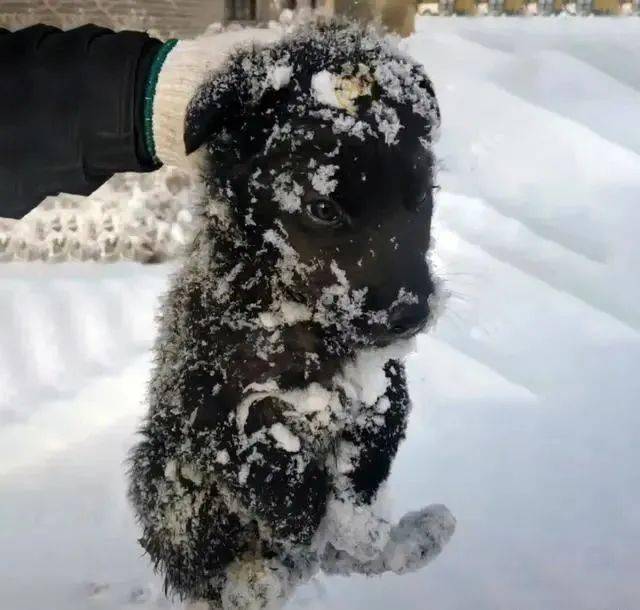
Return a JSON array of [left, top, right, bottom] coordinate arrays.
[[184, 77, 292, 157], [185, 82, 292, 167], [184, 83, 248, 156], [414, 67, 441, 128]]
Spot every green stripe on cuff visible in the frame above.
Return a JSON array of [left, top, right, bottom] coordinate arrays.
[[143, 38, 179, 164]]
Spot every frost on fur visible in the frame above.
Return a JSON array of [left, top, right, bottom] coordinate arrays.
[[129, 21, 451, 610]]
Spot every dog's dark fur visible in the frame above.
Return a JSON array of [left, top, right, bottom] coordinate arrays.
[[129, 22, 453, 609]]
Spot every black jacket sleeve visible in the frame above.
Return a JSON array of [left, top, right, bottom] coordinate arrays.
[[0, 24, 162, 219]]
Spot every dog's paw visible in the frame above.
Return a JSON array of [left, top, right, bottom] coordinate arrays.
[[382, 504, 456, 574], [320, 504, 455, 577], [322, 498, 392, 562], [185, 601, 213, 610], [220, 557, 290, 610]]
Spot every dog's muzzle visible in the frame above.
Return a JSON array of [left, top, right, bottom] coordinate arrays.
[[370, 302, 430, 346], [389, 302, 429, 337]]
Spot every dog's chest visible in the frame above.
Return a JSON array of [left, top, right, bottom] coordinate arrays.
[[236, 340, 415, 449]]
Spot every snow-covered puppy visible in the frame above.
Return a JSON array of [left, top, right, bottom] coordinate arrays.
[[129, 22, 454, 610]]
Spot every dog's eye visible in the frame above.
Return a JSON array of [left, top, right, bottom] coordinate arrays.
[[307, 198, 342, 226]]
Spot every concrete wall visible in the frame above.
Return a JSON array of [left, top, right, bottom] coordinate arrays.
[[1, 0, 415, 38], [0, 0, 226, 39], [333, 0, 416, 36]]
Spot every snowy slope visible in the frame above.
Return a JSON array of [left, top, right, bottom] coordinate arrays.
[[2, 17, 640, 610]]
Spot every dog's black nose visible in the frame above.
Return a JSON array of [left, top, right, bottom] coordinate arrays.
[[388, 303, 429, 337]]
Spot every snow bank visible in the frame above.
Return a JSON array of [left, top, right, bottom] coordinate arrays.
[[0, 168, 201, 263]]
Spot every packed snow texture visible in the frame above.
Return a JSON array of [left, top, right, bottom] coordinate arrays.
[[2, 16, 640, 610], [0, 167, 201, 263]]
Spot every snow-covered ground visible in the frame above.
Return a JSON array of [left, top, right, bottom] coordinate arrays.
[[2, 17, 640, 610]]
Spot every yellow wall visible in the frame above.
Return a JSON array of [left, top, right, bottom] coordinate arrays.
[[333, 0, 416, 36], [504, 0, 526, 12], [454, 0, 477, 13], [592, 0, 621, 12], [379, 0, 416, 36]]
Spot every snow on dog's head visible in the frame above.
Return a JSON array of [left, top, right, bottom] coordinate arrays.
[[184, 21, 440, 366]]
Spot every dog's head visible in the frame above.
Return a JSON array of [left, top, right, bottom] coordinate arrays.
[[185, 22, 440, 352]]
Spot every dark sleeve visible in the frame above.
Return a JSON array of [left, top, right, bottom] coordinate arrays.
[[0, 25, 162, 219]]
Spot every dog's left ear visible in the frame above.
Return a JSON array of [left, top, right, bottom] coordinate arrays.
[[184, 78, 292, 158], [414, 67, 441, 130], [184, 82, 249, 155], [184, 82, 292, 169]]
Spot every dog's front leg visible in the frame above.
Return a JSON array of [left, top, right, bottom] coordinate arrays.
[[320, 504, 455, 576], [342, 359, 412, 502], [322, 359, 412, 561], [225, 396, 331, 548], [322, 359, 455, 572]]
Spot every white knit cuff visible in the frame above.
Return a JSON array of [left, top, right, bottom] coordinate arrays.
[[151, 30, 282, 171]]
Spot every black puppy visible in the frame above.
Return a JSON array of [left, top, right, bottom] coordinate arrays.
[[129, 22, 454, 610]]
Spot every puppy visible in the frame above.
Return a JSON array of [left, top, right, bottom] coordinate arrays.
[[129, 22, 454, 610]]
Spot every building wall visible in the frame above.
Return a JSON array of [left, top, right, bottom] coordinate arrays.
[[256, 0, 287, 22], [0, 0, 226, 38], [332, 0, 416, 36], [592, 0, 621, 12]]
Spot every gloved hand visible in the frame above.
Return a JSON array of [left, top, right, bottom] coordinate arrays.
[[0, 26, 281, 220], [146, 29, 281, 171]]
